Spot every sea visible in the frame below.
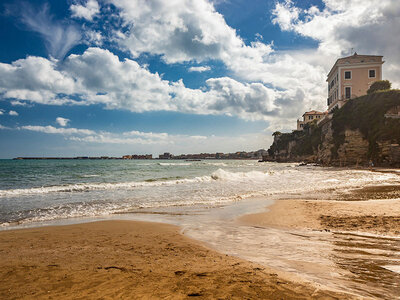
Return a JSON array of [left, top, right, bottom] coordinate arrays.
[[0, 158, 398, 228], [1, 159, 400, 298]]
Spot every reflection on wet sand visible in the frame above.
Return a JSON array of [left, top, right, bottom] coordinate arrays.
[[332, 232, 400, 299], [184, 221, 400, 299]]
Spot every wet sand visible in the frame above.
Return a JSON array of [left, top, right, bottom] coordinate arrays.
[[0, 220, 348, 299], [236, 185, 400, 299], [239, 185, 400, 236]]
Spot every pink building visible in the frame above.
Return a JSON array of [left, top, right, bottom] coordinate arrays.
[[326, 53, 384, 112]]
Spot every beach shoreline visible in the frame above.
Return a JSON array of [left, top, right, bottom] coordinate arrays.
[[238, 185, 400, 236], [0, 220, 349, 299]]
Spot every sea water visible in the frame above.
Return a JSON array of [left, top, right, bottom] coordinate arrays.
[[0, 159, 398, 227]]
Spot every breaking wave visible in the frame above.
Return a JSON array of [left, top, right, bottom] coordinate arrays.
[[0, 169, 286, 198]]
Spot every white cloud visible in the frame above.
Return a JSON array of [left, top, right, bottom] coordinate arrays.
[[10, 100, 31, 107], [14, 123, 271, 152], [271, 0, 400, 87], [0, 47, 284, 121], [9, 110, 19, 116], [188, 66, 211, 72], [56, 117, 70, 127], [19, 125, 95, 135], [109, 0, 273, 64], [0, 109, 4, 115], [70, 0, 100, 21], [100, 0, 321, 128], [123, 130, 169, 140], [7, 2, 81, 59], [84, 30, 103, 46], [271, 0, 300, 31]]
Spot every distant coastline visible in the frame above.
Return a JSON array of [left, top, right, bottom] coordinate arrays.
[[13, 149, 268, 160]]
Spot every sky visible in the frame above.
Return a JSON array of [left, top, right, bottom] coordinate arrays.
[[0, 0, 399, 158]]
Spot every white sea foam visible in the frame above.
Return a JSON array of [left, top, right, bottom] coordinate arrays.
[[0, 175, 211, 197], [0, 168, 398, 198], [158, 162, 192, 166], [1, 164, 400, 228]]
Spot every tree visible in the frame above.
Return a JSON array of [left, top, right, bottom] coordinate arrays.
[[367, 80, 391, 94], [272, 131, 282, 136]]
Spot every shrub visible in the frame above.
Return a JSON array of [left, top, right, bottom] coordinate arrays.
[[367, 80, 391, 94], [332, 90, 400, 160], [272, 131, 282, 136]]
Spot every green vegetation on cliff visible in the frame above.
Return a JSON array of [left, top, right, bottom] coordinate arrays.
[[332, 90, 400, 160], [268, 121, 322, 158]]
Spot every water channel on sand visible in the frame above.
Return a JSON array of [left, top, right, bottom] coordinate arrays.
[[115, 196, 400, 299]]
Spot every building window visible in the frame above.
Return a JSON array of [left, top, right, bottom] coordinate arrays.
[[369, 69, 376, 78], [345, 87, 351, 99], [309, 116, 313, 120], [344, 71, 351, 79]]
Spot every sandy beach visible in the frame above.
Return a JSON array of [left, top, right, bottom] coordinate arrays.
[[0, 220, 349, 299], [239, 185, 400, 236]]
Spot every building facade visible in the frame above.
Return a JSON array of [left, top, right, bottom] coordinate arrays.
[[326, 53, 384, 112], [296, 110, 326, 130]]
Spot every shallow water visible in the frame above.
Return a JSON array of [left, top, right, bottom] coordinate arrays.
[[1, 159, 399, 227]]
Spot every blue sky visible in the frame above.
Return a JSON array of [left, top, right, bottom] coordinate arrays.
[[0, 0, 399, 158]]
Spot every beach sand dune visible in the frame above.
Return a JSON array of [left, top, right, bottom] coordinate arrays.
[[0, 220, 348, 299]]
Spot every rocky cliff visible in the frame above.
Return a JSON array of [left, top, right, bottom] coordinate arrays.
[[267, 90, 400, 167]]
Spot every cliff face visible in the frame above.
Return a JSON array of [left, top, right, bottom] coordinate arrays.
[[267, 90, 400, 167]]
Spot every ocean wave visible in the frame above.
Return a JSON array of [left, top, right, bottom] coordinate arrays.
[[210, 169, 273, 181], [158, 162, 192, 166], [0, 175, 211, 197], [0, 191, 266, 227], [0, 168, 274, 197], [1, 168, 397, 198]]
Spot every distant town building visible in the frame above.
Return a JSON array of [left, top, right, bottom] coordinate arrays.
[[158, 152, 172, 159], [326, 53, 384, 112], [296, 110, 326, 130], [122, 154, 152, 159]]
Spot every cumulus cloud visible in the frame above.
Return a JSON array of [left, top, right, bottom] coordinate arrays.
[[56, 117, 70, 127], [271, 0, 400, 87], [188, 66, 211, 72], [109, 0, 273, 64], [6, 2, 81, 59], [9, 110, 19, 116], [0, 47, 284, 121], [101, 0, 326, 127], [0, 109, 4, 115], [70, 0, 100, 21], [271, 0, 300, 31]]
